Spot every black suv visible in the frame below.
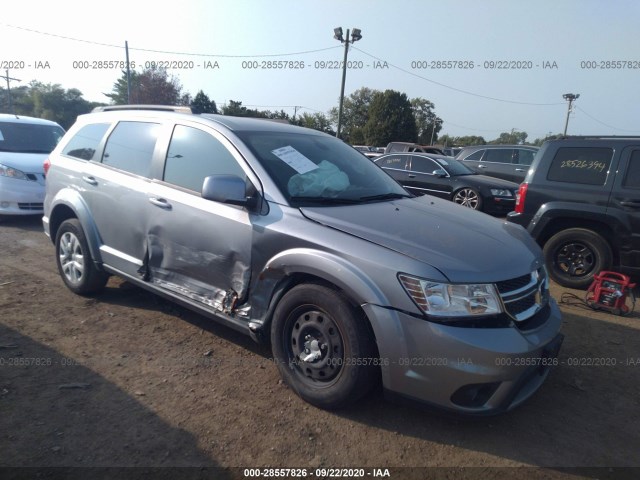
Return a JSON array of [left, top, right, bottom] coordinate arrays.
[[507, 136, 640, 288]]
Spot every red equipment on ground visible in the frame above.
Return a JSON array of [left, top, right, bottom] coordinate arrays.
[[586, 271, 636, 316]]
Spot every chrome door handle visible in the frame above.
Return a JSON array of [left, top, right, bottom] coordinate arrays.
[[620, 200, 640, 208], [148, 197, 172, 209], [515, 168, 526, 172], [82, 175, 98, 186], [477, 164, 488, 168], [408, 174, 416, 178]]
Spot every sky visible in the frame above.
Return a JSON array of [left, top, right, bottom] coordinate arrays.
[[1, 0, 639, 141]]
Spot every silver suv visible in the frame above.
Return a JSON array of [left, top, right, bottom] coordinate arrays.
[[43, 106, 563, 414], [455, 145, 539, 183]]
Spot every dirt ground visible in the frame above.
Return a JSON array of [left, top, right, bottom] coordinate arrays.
[[1, 215, 639, 479]]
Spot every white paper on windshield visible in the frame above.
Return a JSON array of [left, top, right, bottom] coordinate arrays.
[[0, 130, 4, 141], [271, 146, 318, 174]]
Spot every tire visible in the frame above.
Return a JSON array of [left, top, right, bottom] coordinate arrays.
[[271, 284, 379, 409], [55, 219, 109, 295], [543, 228, 612, 289], [452, 188, 482, 211]]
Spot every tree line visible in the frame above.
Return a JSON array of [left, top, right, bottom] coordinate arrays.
[[0, 66, 560, 145]]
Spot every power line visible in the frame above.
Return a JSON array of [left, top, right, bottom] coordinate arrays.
[[1, 23, 341, 58], [352, 46, 565, 107], [575, 106, 639, 133]]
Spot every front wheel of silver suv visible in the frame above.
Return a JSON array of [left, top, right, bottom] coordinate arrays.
[[55, 219, 109, 295]]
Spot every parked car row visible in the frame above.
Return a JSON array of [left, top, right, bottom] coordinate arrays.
[[40, 105, 563, 415], [375, 153, 518, 215]]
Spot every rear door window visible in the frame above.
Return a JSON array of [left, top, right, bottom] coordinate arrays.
[[102, 121, 161, 177], [484, 149, 514, 164], [516, 149, 536, 166], [377, 155, 408, 170], [547, 147, 613, 185]]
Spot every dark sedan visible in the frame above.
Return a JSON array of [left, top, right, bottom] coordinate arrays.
[[375, 153, 518, 215]]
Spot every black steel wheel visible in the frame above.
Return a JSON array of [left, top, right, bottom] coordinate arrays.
[[271, 284, 378, 409], [543, 228, 612, 289], [55, 219, 109, 295], [453, 188, 482, 210]]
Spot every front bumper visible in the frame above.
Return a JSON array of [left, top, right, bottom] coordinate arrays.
[[363, 299, 563, 415], [0, 177, 45, 215], [485, 196, 516, 215]]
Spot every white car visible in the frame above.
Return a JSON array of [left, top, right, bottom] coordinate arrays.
[[0, 114, 65, 217]]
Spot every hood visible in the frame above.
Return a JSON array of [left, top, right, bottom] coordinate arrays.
[[301, 196, 542, 283], [0, 151, 48, 174]]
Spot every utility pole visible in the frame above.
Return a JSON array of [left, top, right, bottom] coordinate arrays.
[[2, 70, 21, 115], [333, 27, 362, 139], [562, 93, 580, 135], [125, 41, 132, 104]]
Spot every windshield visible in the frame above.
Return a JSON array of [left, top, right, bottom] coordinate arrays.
[[237, 131, 409, 206], [0, 121, 65, 154], [434, 156, 475, 176]]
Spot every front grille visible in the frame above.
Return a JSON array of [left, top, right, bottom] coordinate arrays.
[[497, 268, 549, 329], [18, 203, 43, 211], [495, 274, 531, 294]]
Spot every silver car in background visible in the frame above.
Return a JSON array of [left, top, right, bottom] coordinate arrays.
[[43, 107, 563, 415]]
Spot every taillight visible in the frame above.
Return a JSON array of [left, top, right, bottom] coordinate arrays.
[[514, 183, 528, 214], [43, 157, 51, 176]]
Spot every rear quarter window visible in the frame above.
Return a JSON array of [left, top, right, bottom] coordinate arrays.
[[62, 123, 110, 160], [462, 149, 484, 161], [622, 150, 640, 189], [546, 147, 613, 185]]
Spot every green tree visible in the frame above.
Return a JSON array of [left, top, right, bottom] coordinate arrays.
[[362, 90, 417, 146], [1, 82, 102, 129], [221, 100, 268, 118], [532, 133, 562, 146], [329, 87, 377, 142], [106, 67, 183, 105], [489, 130, 528, 145], [294, 112, 334, 135], [411, 98, 441, 145], [191, 90, 217, 113], [454, 135, 486, 146], [0, 85, 33, 115]]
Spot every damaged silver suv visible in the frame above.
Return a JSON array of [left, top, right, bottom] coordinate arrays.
[[43, 106, 563, 415]]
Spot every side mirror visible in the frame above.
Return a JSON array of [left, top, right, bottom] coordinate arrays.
[[432, 169, 447, 178], [202, 174, 251, 207]]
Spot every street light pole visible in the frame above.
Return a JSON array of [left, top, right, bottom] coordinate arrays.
[[334, 27, 362, 139], [562, 93, 580, 136]]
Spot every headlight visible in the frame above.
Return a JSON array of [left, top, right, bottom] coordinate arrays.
[[490, 188, 513, 197], [398, 274, 502, 319], [0, 163, 28, 180]]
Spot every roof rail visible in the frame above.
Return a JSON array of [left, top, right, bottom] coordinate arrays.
[[558, 135, 640, 140], [92, 105, 193, 113]]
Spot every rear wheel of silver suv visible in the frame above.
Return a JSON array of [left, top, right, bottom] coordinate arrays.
[[55, 219, 109, 295], [543, 228, 612, 289]]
